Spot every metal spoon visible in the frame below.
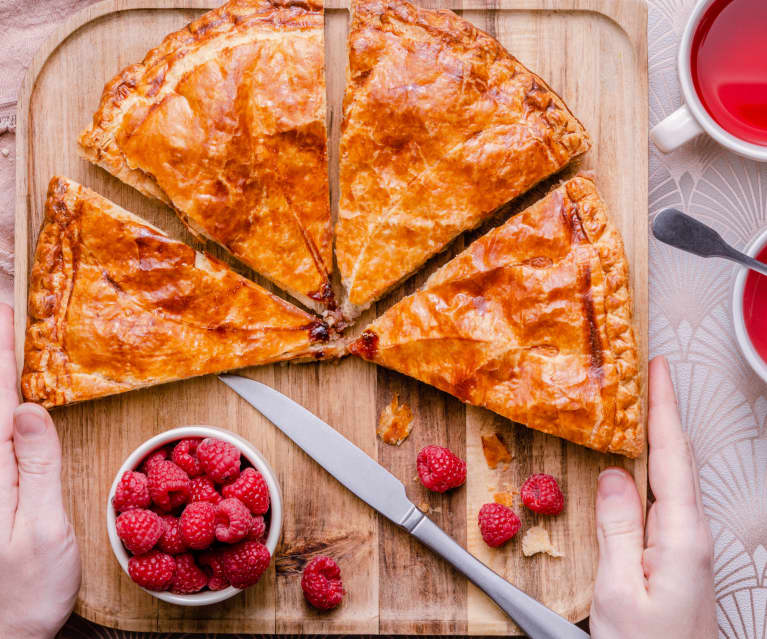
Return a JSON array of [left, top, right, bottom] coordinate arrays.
[[652, 208, 767, 277]]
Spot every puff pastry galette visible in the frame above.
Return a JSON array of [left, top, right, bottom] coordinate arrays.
[[349, 177, 643, 457], [336, 0, 592, 317], [22, 177, 333, 408], [78, 0, 336, 315]]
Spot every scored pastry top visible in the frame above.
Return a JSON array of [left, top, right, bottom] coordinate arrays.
[[78, 0, 335, 314], [22, 177, 333, 408], [336, 0, 591, 316], [349, 176, 642, 458]]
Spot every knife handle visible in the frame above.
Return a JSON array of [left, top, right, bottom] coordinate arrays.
[[408, 515, 590, 639]]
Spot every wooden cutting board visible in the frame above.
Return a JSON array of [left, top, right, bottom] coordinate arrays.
[[14, 0, 648, 633]]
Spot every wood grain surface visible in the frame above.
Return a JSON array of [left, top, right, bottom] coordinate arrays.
[[14, 0, 648, 633]]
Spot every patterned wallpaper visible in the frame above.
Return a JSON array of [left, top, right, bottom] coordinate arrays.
[[56, 1, 767, 637], [648, 1, 767, 638]]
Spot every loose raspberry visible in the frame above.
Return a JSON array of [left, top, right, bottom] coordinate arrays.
[[113, 471, 151, 513], [199, 550, 230, 591], [222, 468, 270, 514], [171, 553, 208, 594], [520, 474, 565, 515], [301, 556, 344, 610], [157, 515, 187, 555], [190, 476, 222, 505], [115, 509, 163, 555], [416, 445, 466, 493], [222, 540, 271, 589], [172, 438, 203, 477], [215, 498, 252, 544], [148, 460, 191, 512], [478, 503, 521, 547], [128, 550, 176, 591], [197, 438, 241, 484], [141, 447, 169, 474], [179, 501, 217, 550], [246, 515, 267, 541]]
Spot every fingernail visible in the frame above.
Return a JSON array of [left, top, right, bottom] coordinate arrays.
[[661, 355, 671, 375], [14, 406, 48, 436], [598, 469, 628, 498]]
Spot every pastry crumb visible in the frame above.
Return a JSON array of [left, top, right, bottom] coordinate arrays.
[[418, 501, 430, 513], [493, 491, 515, 508], [481, 433, 512, 468], [377, 393, 414, 445], [522, 526, 563, 558], [431, 505, 442, 513]]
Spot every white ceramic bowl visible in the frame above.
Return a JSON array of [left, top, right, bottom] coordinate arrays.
[[107, 425, 283, 606], [732, 227, 767, 384]]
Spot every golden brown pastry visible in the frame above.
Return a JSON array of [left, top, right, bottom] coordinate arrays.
[[348, 177, 642, 457], [336, 0, 592, 317], [22, 177, 334, 408], [78, 0, 336, 316]]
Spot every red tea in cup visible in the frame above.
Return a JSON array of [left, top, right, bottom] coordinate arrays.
[[690, 0, 767, 146]]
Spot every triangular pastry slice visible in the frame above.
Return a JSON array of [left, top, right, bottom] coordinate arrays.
[[348, 177, 642, 457], [78, 0, 336, 316], [336, 0, 592, 317], [22, 177, 334, 408]]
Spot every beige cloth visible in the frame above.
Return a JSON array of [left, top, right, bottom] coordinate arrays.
[[0, 0, 99, 307]]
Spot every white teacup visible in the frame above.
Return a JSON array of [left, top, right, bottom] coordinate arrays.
[[650, 0, 767, 162]]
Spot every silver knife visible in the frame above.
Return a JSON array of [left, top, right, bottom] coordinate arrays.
[[219, 374, 590, 639]]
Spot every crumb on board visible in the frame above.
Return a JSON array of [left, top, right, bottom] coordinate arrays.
[[431, 506, 442, 513], [522, 526, 563, 558], [493, 491, 515, 508], [377, 393, 414, 445], [418, 501, 430, 513], [481, 433, 512, 469]]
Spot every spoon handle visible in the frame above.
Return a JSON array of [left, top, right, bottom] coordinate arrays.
[[653, 208, 767, 278]]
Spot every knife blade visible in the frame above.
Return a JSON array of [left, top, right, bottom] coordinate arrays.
[[219, 374, 590, 639]]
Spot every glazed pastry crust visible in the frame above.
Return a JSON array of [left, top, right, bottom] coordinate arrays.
[[349, 177, 642, 457], [78, 0, 336, 315], [336, 0, 591, 316], [22, 177, 334, 408]]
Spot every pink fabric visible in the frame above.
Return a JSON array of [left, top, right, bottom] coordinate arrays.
[[0, 0, 99, 308]]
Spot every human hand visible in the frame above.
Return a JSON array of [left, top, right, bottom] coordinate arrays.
[[589, 355, 717, 639], [0, 304, 81, 639]]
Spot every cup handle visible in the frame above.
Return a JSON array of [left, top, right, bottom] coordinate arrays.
[[650, 104, 705, 153]]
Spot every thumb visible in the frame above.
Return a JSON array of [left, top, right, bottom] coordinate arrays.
[[13, 403, 65, 518], [594, 468, 645, 592]]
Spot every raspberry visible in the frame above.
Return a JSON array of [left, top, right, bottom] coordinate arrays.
[[197, 438, 241, 484], [478, 503, 521, 547], [199, 550, 230, 591], [148, 460, 191, 512], [171, 553, 208, 594], [190, 476, 222, 505], [141, 447, 169, 474], [157, 515, 187, 555], [520, 474, 565, 515], [416, 445, 466, 493], [128, 550, 176, 591], [301, 556, 344, 610], [215, 498, 252, 544], [179, 501, 217, 550], [172, 438, 203, 477], [222, 540, 271, 589], [113, 471, 150, 513], [222, 468, 270, 514], [115, 509, 163, 555], [246, 515, 267, 541]]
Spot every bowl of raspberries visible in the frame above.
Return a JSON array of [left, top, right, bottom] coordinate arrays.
[[107, 426, 282, 605]]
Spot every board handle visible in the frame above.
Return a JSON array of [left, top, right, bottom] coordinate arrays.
[[409, 515, 591, 639]]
